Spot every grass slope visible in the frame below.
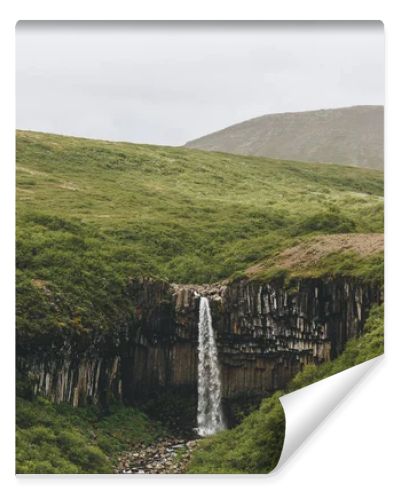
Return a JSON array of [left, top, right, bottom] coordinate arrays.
[[16, 131, 384, 474], [245, 234, 383, 284], [16, 397, 165, 474], [187, 304, 384, 474], [16, 130, 383, 343]]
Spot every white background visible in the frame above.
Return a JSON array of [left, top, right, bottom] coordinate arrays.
[[1, 1, 399, 499]]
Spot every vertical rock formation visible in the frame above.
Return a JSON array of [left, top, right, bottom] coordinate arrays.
[[17, 277, 382, 406]]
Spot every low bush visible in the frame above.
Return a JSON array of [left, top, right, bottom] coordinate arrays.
[[16, 397, 166, 474]]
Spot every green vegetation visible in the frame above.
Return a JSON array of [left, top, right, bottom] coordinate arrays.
[[187, 304, 383, 473], [295, 251, 383, 282], [16, 396, 165, 474], [250, 250, 384, 284], [16, 130, 383, 344], [16, 131, 384, 474], [188, 393, 285, 474]]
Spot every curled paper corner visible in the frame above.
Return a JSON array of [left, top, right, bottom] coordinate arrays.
[[274, 355, 384, 471]]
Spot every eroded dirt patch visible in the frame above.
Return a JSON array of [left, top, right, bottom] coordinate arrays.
[[246, 233, 384, 276]]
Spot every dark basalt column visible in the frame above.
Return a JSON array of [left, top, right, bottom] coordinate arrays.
[[17, 277, 382, 406]]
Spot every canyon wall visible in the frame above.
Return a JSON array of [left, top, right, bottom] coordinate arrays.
[[17, 277, 382, 406]]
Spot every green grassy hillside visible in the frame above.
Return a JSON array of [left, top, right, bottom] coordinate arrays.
[[16, 130, 384, 475], [16, 130, 383, 341], [187, 304, 383, 474], [16, 397, 166, 474]]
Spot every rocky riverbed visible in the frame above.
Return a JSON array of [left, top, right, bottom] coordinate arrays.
[[115, 437, 199, 474]]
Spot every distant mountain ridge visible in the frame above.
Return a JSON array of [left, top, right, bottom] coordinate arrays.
[[185, 105, 383, 169]]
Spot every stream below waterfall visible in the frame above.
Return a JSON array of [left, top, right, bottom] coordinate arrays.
[[116, 437, 199, 474]]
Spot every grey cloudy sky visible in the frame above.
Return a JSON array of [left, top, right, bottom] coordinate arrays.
[[16, 21, 384, 146]]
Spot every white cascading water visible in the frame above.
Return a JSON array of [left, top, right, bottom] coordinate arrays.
[[197, 296, 225, 437]]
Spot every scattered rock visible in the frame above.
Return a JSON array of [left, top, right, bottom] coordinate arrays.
[[115, 437, 199, 474]]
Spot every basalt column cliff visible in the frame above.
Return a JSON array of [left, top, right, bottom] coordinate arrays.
[[17, 277, 382, 406]]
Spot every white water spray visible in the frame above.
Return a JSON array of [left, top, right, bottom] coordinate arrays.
[[197, 296, 225, 437]]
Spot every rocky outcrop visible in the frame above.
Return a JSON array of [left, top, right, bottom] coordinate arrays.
[[171, 279, 381, 397], [17, 277, 382, 406]]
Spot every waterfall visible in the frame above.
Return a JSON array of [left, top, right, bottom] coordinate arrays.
[[197, 296, 225, 437]]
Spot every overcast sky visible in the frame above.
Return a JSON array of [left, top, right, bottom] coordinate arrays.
[[16, 21, 384, 146]]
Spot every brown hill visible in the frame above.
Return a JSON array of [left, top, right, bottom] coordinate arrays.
[[185, 105, 383, 169]]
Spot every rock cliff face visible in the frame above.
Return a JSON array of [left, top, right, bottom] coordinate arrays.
[[17, 277, 382, 406]]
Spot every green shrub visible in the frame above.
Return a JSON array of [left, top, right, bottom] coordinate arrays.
[[15, 398, 165, 474], [188, 393, 285, 474], [294, 210, 356, 235]]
